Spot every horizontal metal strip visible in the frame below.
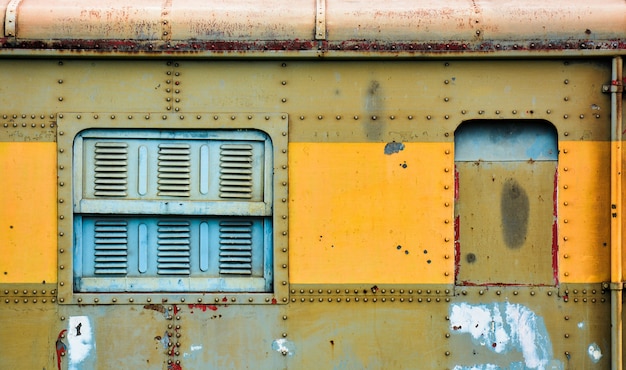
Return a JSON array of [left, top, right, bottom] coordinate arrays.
[[76, 277, 268, 293], [77, 200, 272, 215]]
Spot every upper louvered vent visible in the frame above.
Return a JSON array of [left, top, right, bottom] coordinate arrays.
[[157, 221, 191, 275], [219, 144, 253, 199], [94, 142, 128, 196], [219, 221, 253, 275], [93, 220, 128, 275], [158, 144, 191, 197]]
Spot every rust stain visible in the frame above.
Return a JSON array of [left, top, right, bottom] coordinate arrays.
[[188, 304, 218, 312], [143, 304, 166, 314], [0, 38, 623, 53]]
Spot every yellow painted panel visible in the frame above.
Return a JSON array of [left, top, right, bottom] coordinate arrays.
[[559, 141, 611, 282], [0, 142, 57, 283], [289, 142, 454, 284]]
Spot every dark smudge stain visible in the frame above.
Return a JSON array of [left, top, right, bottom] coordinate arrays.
[[501, 178, 529, 248], [362, 80, 385, 140], [384, 141, 405, 155], [466, 253, 476, 263]]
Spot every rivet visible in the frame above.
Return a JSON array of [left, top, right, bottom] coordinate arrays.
[[495, 110, 500, 115], [564, 254, 569, 258], [196, 115, 202, 119], [530, 291, 535, 296], [563, 185, 568, 190], [512, 110, 517, 114], [231, 297, 236, 302], [496, 290, 501, 295], [564, 219, 568, 223], [513, 291, 518, 295], [58, 97, 64, 101], [444, 185, 449, 189], [478, 110, 484, 115], [462, 290, 467, 295], [371, 115, 377, 120], [59, 182, 64, 186], [129, 298, 134, 302], [318, 115, 323, 120], [427, 115, 431, 120], [281, 98, 287, 103], [230, 115, 236, 120], [564, 97, 569, 101], [112, 298, 117, 302], [595, 114, 601, 119], [408, 115, 413, 120], [445, 115, 449, 119], [461, 110, 466, 114], [94, 298, 99, 303], [564, 115, 569, 120], [444, 254, 450, 259], [563, 237, 569, 241], [547, 110, 551, 114], [444, 132, 449, 137], [579, 114, 584, 119], [110, 115, 115, 119], [564, 333, 570, 338], [564, 272, 570, 276], [59, 199, 64, 203], [390, 115, 395, 120], [548, 291, 553, 296], [162, 115, 167, 120], [59, 232, 64, 236], [179, 115, 184, 120], [214, 115, 219, 120], [444, 98, 449, 102], [445, 351, 450, 356], [564, 79, 569, 84]]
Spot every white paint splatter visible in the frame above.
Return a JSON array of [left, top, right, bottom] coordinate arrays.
[[577, 322, 584, 329], [68, 316, 95, 370], [453, 364, 500, 370], [271, 338, 295, 357], [450, 302, 553, 369], [588, 343, 602, 363], [190, 345, 202, 351]]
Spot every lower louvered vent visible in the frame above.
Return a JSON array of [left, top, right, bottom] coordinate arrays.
[[219, 221, 253, 275], [94, 142, 128, 196], [158, 144, 191, 197], [157, 221, 191, 275], [93, 220, 128, 275], [219, 144, 253, 199]]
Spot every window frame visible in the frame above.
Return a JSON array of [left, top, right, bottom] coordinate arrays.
[[57, 113, 289, 305]]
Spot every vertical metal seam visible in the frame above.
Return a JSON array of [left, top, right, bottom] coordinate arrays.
[[610, 56, 623, 370], [314, 0, 326, 40], [4, 0, 21, 38]]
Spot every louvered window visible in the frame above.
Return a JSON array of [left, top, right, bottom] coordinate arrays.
[[72, 129, 273, 293]]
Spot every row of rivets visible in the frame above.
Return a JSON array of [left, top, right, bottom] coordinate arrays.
[[3, 289, 54, 295], [291, 288, 455, 295], [293, 111, 599, 121], [5, 298, 54, 303]]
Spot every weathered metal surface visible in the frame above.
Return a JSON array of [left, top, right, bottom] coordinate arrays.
[[0, 0, 623, 55], [0, 52, 619, 368]]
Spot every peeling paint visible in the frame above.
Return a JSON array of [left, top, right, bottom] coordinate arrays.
[[384, 141, 404, 155], [450, 302, 558, 369], [67, 316, 94, 370], [272, 338, 295, 357], [587, 343, 602, 363]]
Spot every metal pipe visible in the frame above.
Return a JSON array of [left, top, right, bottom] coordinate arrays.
[[610, 55, 623, 370]]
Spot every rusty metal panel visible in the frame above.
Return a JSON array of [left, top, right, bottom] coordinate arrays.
[[16, 0, 163, 40], [169, 0, 315, 42], [456, 161, 557, 286]]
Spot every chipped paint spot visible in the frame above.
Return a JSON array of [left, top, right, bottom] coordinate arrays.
[[577, 322, 584, 329], [453, 365, 500, 370], [67, 316, 94, 370], [191, 345, 202, 351], [384, 141, 404, 155], [450, 302, 556, 369], [272, 338, 295, 357], [588, 343, 602, 363]]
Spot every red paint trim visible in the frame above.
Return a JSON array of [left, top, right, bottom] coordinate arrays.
[[55, 329, 68, 370], [552, 167, 559, 285], [454, 215, 460, 284]]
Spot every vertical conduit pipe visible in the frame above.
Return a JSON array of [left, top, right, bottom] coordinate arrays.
[[610, 56, 623, 370]]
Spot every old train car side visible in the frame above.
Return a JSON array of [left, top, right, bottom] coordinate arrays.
[[0, 0, 625, 369]]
